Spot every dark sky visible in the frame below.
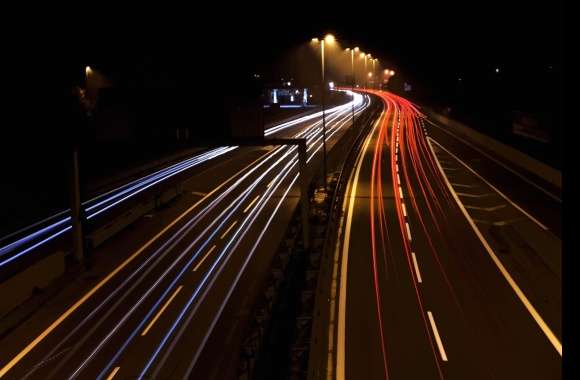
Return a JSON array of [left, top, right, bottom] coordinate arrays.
[[0, 1, 564, 196], [23, 1, 561, 89], [4, 2, 563, 138]]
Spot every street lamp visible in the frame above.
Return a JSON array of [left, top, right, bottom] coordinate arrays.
[[364, 54, 372, 89], [345, 47, 356, 131], [311, 33, 335, 189], [372, 59, 378, 89]]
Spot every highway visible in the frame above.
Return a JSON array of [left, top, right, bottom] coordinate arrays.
[[331, 90, 561, 379], [0, 91, 373, 379], [0, 96, 361, 271]]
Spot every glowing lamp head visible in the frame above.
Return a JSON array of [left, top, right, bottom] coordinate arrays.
[[354, 47, 359, 52], [311, 38, 319, 43], [390, 70, 395, 76], [85, 66, 92, 75], [324, 34, 335, 44], [368, 72, 372, 77], [360, 52, 365, 59]]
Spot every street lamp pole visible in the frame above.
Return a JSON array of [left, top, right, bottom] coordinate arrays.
[[372, 59, 376, 89], [350, 48, 355, 129], [320, 39, 328, 189], [364, 55, 368, 89]]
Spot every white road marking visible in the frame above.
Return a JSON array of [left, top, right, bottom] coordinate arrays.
[[450, 183, 475, 188], [491, 218, 524, 227], [464, 204, 507, 212], [220, 220, 238, 240], [402, 203, 407, 217], [193, 245, 217, 272], [427, 311, 448, 362], [141, 285, 184, 336], [105, 367, 120, 380], [405, 222, 412, 241], [399, 186, 404, 199], [431, 139, 549, 231], [427, 137, 562, 356], [425, 118, 561, 203], [243, 195, 260, 213], [456, 192, 494, 198], [337, 111, 381, 379], [411, 252, 422, 283]]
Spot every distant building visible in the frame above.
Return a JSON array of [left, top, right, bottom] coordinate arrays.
[[264, 78, 312, 108]]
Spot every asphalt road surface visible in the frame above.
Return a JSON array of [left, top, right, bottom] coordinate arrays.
[[0, 91, 373, 379], [331, 90, 561, 380]]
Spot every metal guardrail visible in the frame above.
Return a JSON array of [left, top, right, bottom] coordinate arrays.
[[307, 97, 382, 380]]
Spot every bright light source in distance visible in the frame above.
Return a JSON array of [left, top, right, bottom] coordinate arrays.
[[324, 34, 335, 43], [368, 72, 372, 77], [311, 38, 319, 43], [85, 66, 92, 75], [495, 67, 499, 73], [390, 70, 395, 76], [329, 81, 335, 89], [360, 53, 365, 58], [287, 82, 291, 86]]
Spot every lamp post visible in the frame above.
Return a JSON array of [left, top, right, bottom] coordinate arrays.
[[311, 34, 335, 189], [372, 59, 378, 89], [71, 66, 93, 267], [364, 54, 368, 89], [346, 47, 357, 130]]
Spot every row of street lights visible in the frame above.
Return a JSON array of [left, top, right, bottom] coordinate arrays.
[[311, 34, 335, 188], [310, 34, 395, 189]]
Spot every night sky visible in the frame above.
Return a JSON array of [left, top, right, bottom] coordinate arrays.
[[0, 2, 564, 235], [3, 2, 563, 160], [24, 2, 561, 90]]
